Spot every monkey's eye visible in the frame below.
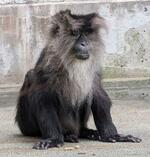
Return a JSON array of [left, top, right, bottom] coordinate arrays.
[[84, 28, 94, 35], [71, 30, 80, 37]]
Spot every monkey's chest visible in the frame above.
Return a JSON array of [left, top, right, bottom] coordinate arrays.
[[69, 69, 94, 105]]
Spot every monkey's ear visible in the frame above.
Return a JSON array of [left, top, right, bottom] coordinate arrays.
[[49, 22, 60, 37], [49, 10, 72, 37]]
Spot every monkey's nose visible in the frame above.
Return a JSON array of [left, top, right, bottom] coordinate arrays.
[[77, 42, 89, 52], [81, 42, 86, 47], [80, 41, 88, 47]]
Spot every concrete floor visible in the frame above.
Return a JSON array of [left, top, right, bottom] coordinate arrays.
[[0, 93, 150, 157]]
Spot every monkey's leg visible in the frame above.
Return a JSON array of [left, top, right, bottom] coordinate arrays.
[[79, 103, 101, 140], [16, 69, 41, 136], [63, 114, 79, 143], [16, 95, 41, 137], [92, 88, 141, 143], [31, 91, 64, 149], [80, 128, 101, 141]]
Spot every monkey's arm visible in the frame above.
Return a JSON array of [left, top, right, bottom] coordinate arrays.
[[91, 76, 141, 143], [91, 87, 118, 139]]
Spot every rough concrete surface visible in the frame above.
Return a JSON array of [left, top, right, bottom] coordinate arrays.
[[1, 0, 150, 5], [0, 1, 150, 86], [0, 93, 150, 157]]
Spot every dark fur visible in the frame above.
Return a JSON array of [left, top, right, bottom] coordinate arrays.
[[15, 10, 141, 149]]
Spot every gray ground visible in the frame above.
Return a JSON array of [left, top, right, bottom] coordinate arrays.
[[0, 93, 150, 157]]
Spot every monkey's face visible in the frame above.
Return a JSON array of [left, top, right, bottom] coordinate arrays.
[[72, 32, 90, 60], [49, 10, 106, 61]]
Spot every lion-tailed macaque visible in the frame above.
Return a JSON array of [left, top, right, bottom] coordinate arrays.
[[15, 10, 141, 150]]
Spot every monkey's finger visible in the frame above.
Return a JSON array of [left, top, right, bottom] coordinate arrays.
[[33, 141, 48, 150], [124, 135, 142, 143], [105, 134, 142, 143], [32, 140, 57, 150]]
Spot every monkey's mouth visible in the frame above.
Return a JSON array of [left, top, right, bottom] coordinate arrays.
[[76, 53, 90, 60]]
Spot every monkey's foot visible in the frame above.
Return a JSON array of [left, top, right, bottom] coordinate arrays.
[[102, 134, 142, 143], [80, 128, 101, 141], [33, 139, 63, 150], [64, 134, 79, 143]]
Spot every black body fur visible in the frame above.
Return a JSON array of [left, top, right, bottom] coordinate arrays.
[[15, 10, 141, 149]]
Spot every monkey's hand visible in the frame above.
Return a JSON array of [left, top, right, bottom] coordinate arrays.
[[32, 138, 64, 150], [101, 134, 142, 143]]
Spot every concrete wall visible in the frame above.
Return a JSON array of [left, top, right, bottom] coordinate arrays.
[[0, 0, 149, 5], [0, 0, 150, 87]]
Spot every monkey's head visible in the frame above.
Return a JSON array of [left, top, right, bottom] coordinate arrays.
[[49, 10, 106, 62]]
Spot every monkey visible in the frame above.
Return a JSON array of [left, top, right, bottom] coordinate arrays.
[[15, 10, 141, 150]]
